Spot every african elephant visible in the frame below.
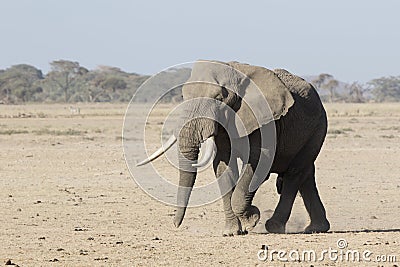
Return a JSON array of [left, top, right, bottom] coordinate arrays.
[[138, 60, 330, 235]]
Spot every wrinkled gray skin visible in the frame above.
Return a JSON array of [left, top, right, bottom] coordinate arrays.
[[174, 60, 330, 235]]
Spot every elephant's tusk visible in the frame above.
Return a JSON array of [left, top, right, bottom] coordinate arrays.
[[136, 135, 177, 166], [192, 136, 217, 168]]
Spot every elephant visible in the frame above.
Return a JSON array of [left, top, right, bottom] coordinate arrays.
[[137, 60, 330, 235]]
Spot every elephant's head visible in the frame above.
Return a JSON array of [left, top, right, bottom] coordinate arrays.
[[137, 60, 295, 227]]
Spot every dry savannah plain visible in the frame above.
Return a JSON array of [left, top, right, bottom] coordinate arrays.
[[0, 103, 399, 266]]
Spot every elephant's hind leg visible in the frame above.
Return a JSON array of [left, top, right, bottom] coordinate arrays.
[[265, 169, 300, 234], [276, 175, 283, 194], [299, 164, 330, 233]]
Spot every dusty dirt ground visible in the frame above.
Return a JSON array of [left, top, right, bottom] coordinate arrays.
[[0, 103, 399, 266]]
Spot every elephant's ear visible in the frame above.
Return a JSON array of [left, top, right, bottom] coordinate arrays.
[[227, 62, 295, 138]]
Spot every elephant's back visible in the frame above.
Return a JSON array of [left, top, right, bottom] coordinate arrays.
[[273, 69, 324, 117], [270, 70, 327, 173]]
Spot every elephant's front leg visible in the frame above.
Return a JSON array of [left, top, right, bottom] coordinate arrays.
[[230, 146, 268, 232], [230, 161, 262, 232], [213, 151, 242, 236]]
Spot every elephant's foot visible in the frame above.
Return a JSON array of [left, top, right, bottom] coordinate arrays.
[[237, 205, 260, 233], [303, 220, 330, 234], [222, 217, 242, 237], [265, 218, 286, 234]]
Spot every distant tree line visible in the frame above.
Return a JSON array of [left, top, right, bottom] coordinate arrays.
[[311, 73, 400, 103], [0, 60, 151, 104], [1, 60, 399, 103]]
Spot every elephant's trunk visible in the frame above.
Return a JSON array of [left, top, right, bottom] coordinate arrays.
[[173, 134, 199, 227], [173, 111, 218, 227], [173, 171, 195, 227], [174, 207, 187, 228]]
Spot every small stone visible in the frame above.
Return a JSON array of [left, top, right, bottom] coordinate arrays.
[[74, 227, 88, 231], [94, 257, 108, 261], [371, 215, 378, 219], [5, 259, 12, 265], [79, 249, 88, 255], [152, 237, 161, 241]]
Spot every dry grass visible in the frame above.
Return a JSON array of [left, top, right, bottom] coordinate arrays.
[[32, 128, 87, 136], [0, 129, 29, 135], [324, 102, 400, 117], [0, 103, 127, 118]]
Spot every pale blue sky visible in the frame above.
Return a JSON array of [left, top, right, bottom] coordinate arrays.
[[1, 0, 399, 82]]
